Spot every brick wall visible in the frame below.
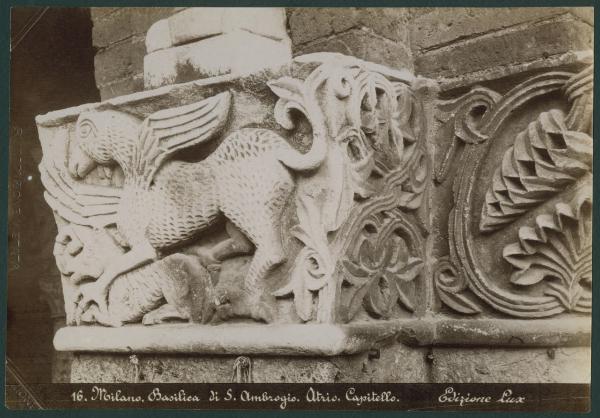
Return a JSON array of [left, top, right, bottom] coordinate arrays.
[[287, 8, 412, 69], [90, 7, 593, 99], [409, 7, 593, 88], [90, 7, 182, 99]]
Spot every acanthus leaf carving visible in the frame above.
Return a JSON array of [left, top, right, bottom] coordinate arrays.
[[503, 187, 592, 313], [439, 64, 593, 319], [271, 191, 333, 322], [480, 109, 592, 232]]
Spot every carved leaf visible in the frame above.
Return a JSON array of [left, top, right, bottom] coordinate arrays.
[[437, 289, 481, 315], [503, 190, 592, 312], [320, 145, 358, 232], [272, 191, 332, 321], [481, 109, 592, 232], [272, 247, 319, 321], [268, 77, 309, 130], [341, 212, 423, 320], [434, 258, 481, 315]]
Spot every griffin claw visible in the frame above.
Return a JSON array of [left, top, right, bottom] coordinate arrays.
[[73, 281, 109, 324]]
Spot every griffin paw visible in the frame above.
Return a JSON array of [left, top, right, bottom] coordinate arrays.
[[142, 303, 189, 325], [80, 305, 123, 327], [249, 298, 276, 323], [73, 281, 109, 325], [212, 288, 275, 323]]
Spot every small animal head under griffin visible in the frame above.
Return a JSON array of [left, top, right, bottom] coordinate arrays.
[[69, 110, 141, 179]]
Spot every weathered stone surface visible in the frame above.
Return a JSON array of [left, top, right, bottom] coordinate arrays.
[[91, 7, 181, 99], [143, 7, 291, 88], [146, 8, 288, 53], [430, 61, 592, 318], [410, 7, 586, 52], [431, 347, 591, 383], [92, 7, 178, 49], [144, 31, 291, 88], [333, 343, 429, 383], [295, 29, 413, 71], [39, 52, 431, 329], [287, 8, 410, 46], [94, 38, 146, 87], [397, 318, 591, 347], [54, 322, 403, 356], [415, 15, 592, 79], [28, 7, 595, 388], [97, 74, 144, 101], [71, 353, 338, 383], [70, 341, 427, 383]]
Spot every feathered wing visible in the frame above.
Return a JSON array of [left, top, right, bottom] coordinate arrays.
[[134, 91, 231, 188], [39, 158, 121, 229]]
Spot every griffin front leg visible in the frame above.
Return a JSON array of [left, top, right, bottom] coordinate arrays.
[[74, 241, 158, 324]]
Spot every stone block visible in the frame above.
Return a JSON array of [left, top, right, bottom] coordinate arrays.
[[431, 347, 591, 383], [295, 28, 413, 71], [145, 8, 288, 53], [144, 31, 291, 88], [415, 15, 593, 79], [98, 74, 144, 102], [410, 7, 577, 52], [287, 8, 410, 46], [70, 341, 427, 383]]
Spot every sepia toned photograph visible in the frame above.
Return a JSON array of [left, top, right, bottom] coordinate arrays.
[[6, 4, 594, 412]]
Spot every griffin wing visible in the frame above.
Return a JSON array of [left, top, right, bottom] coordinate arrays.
[[39, 157, 121, 229], [134, 91, 231, 188]]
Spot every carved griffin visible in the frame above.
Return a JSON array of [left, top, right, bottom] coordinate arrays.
[[59, 90, 336, 324]]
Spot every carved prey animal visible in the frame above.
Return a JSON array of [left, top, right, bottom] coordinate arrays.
[[68, 92, 328, 323]]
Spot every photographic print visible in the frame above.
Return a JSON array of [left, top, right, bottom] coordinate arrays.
[[5, 4, 594, 413]]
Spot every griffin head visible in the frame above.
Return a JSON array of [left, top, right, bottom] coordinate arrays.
[[68, 110, 141, 179]]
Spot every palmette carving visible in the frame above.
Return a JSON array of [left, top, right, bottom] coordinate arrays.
[[273, 55, 434, 323], [437, 64, 593, 318], [503, 187, 592, 313], [481, 110, 591, 232]]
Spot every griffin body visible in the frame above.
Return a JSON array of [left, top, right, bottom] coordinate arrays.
[[67, 92, 327, 323]]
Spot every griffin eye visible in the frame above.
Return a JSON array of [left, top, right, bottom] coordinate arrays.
[[79, 124, 91, 138]]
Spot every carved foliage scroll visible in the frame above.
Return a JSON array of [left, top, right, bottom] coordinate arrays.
[[271, 54, 434, 323], [436, 64, 593, 318]]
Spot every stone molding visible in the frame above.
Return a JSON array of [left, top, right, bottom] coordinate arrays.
[[53, 317, 591, 354]]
